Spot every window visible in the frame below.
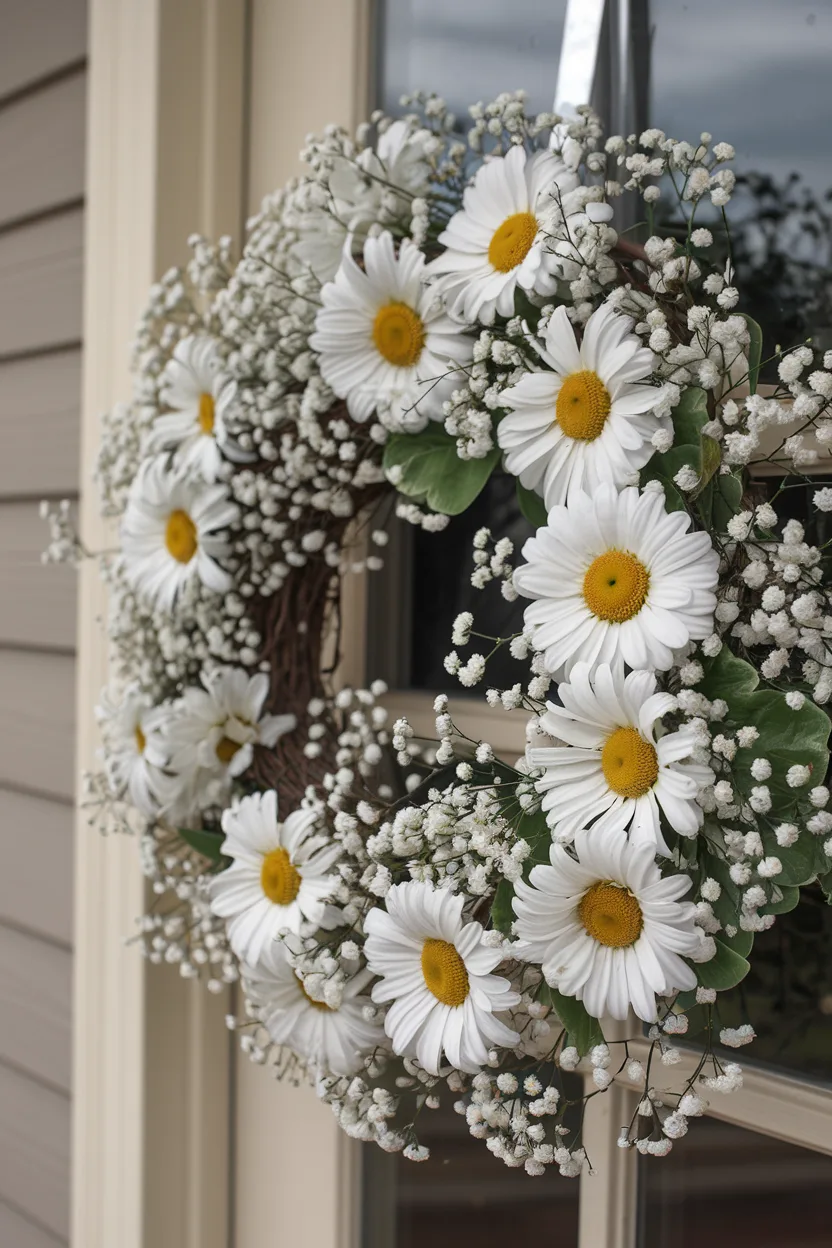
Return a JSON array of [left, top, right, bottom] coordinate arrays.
[[367, 3, 832, 1246]]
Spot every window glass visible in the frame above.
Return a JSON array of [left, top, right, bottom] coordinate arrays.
[[703, 885, 832, 1085], [638, 1115, 832, 1247], [651, 0, 832, 357], [408, 474, 533, 693], [362, 1073, 582, 1248], [377, 0, 567, 121], [373, 1, 569, 691]]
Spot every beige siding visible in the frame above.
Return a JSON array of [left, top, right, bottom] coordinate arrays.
[[0, 502, 77, 647], [0, 926, 72, 1090], [0, 790, 73, 945], [0, 0, 87, 101], [0, 1063, 69, 1240], [0, 1200, 65, 1248], [0, 351, 81, 496], [0, 210, 84, 359], [0, 4, 86, 1241], [0, 71, 85, 229]]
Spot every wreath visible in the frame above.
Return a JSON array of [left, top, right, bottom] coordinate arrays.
[[46, 94, 832, 1173]]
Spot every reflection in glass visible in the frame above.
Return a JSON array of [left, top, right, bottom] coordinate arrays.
[[638, 1115, 832, 1247], [651, 0, 832, 358], [362, 1075, 582, 1248], [703, 885, 832, 1085], [376, 0, 567, 122], [408, 471, 533, 692]]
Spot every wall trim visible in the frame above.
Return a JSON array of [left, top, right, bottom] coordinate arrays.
[[73, 3, 246, 1245]]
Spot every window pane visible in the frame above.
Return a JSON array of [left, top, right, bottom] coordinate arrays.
[[362, 1074, 582, 1248], [705, 885, 832, 1084], [651, 0, 832, 356], [638, 1116, 832, 1247], [408, 472, 533, 692], [377, 0, 567, 121]]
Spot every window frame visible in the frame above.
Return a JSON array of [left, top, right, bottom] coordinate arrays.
[[371, 1, 832, 1245]]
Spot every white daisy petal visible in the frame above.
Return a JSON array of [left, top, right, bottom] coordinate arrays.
[[210, 791, 340, 962], [310, 232, 473, 433], [121, 455, 239, 611], [513, 828, 702, 1023], [428, 149, 579, 325], [363, 880, 520, 1075], [514, 483, 719, 679], [499, 299, 665, 506], [532, 664, 711, 856], [242, 942, 384, 1077]]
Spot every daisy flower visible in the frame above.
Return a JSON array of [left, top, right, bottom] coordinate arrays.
[[513, 483, 719, 678], [210, 791, 341, 965], [242, 940, 384, 1077], [95, 683, 169, 817], [120, 455, 239, 612], [151, 335, 254, 482], [498, 302, 665, 507], [363, 880, 520, 1075], [309, 231, 473, 431], [166, 665, 294, 783], [427, 145, 579, 325], [529, 663, 713, 855], [512, 828, 701, 1023]]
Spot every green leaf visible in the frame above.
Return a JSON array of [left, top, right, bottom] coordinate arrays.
[[741, 313, 764, 394], [759, 884, 800, 916], [699, 469, 744, 533], [695, 938, 750, 991], [641, 387, 711, 508], [383, 426, 500, 516], [178, 827, 227, 865], [540, 986, 605, 1055], [697, 435, 722, 496], [671, 387, 709, 446], [699, 646, 831, 802], [516, 479, 548, 529], [819, 870, 832, 904], [639, 459, 688, 512], [490, 879, 514, 936]]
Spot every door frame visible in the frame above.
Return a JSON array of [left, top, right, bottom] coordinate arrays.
[[74, 3, 246, 1246]]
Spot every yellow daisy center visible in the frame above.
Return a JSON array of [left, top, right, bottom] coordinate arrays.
[[583, 549, 650, 622], [135, 725, 146, 754], [556, 370, 612, 441], [601, 726, 659, 798], [420, 938, 470, 1007], [260, 847, 301, 906], [297, 974, 332, 1012], [215, 736, 242, 765], [198, 392, 215, 434], [165, 509, 198, 564], [488, 211, 538, 273], [578, 881, 644, 948], [372, 301, 425, 367]]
